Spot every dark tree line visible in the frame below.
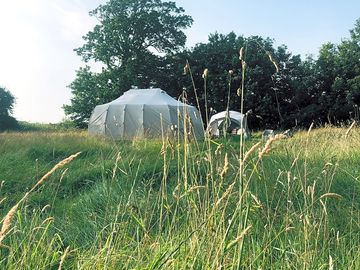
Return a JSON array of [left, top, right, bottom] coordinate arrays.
[[0, 87, 17, 130], [64, 0, 360, 130]]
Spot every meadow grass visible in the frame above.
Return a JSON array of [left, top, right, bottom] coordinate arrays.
[[0, 126, 359, 269]]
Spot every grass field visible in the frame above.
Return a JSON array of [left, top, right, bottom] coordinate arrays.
[[0, 127, 359, 269]]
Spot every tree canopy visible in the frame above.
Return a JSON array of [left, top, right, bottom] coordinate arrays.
[[65, 1, 360, 130], [64, 0, 193, 127], [0, 87, 17, 130]]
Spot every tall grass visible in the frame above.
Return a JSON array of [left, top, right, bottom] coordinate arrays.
[[0, 52, 360, 269], [0, 127, 359, 269]]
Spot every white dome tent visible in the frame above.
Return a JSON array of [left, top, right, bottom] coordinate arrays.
[[88, 88, 204, 140], [207, 110, 250, 138]]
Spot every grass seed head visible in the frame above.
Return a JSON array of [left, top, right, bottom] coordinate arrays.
[[202, 68, 209, 79], [237, 88, 241, 97], [225, 225, 252, 252], [215, 182, 235, 207], [258, 134, 286, 159], [242, 141, 262, 166], [329, 255, 334, 270], [0, 203, 20, 244], [266, 51, 280, 73], [58, 246, 70, 270], [220, 153, 229, 178], [319, 193, 343, 200], [0, 152, 81, 246], [183, 61, 190, 75], [239, 47, 244, 61]]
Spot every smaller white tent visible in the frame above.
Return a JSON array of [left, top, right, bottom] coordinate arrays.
[[207, 110, 250, 138], [88, 88, 204, 140]]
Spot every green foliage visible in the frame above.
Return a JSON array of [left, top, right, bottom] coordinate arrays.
[[77, 0, 193, 63], [65, 0, 193, 127], [302, 19, 360, 126], [0, 86, 17, 130], [65, 4, 360, 130], [0, 87, 14, 115], [176, 19, 360, 129], [0, 128, 360, 268], [17, 120, 78, 132], [168, 33, 304, 129]]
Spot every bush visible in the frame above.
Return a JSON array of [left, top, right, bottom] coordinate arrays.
[[0, 114, 18, 131]]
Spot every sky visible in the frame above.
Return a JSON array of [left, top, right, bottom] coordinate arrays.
[[0, 0, 359, 123]]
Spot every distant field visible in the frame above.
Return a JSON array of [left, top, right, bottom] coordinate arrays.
[[0, 127, 359, 269]]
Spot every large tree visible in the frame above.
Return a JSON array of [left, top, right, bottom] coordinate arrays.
[[308, 19, 360, 125], [167, 33, 302, 129], [0, 87, 17, 130], [64, 0, 193, 127]]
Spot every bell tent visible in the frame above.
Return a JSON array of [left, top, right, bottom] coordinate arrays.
[[88, 88, 204, 140], [207, 110, 250, 138]]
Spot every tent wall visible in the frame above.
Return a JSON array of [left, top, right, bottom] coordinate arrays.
[[143, 105, 172, 138], [88, 104, 108, 136], [207, 110, 250, 138], [104, 104, 124, 138], [88, 88, 204, 140]]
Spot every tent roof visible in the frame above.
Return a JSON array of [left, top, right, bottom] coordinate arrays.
[[209, 110, 245, 124], [88, 88, 204, 140], [109, 88, 189, 106]]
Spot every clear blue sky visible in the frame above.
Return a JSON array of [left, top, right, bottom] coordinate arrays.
[[0, 0, 359, 123]]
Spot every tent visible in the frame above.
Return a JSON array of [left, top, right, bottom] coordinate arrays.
[[88, 88, 204, 140], [207, 110, 250, 138]]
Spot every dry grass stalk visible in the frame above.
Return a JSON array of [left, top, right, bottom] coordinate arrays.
[[41, 217, 55, 226], [249, 192, 262, 208], [0, 152, 81, 246], [225, 225, 252, 252], [59, 168, 68, 183], [183, 61, 190, 75], [172, 184, 181, 200], [58, 246, 70, 270], [239, 47, 244, 61], [202, 68, 209, 79], [344, 120, 356, 138], [329, 255, 334, 270], [319, 193, 343, 200], [186, 185, 205, 193], [179, 186, 205, 199], [0, 202, 20, 244], [28, 152, 81, 195], [236, 87, 241, 97], [214, 144, 223, 156], [0, 197, 6, 205], [320, 199, 328, 216], [220, 153, 229, 178], [41, 204, 51, 213], [258, 134, 286, 159], [242, 141, 262, 166], [215, 182, 235, 207], [112, 152, 122, 179], [266, 51, 279, 73], [290, 156, 299, 169], [307, 122, 314, 136]]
